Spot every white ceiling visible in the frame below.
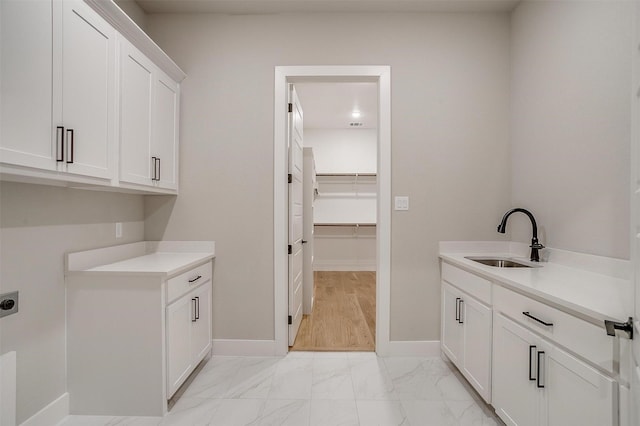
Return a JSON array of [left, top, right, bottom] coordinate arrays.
[[136, 0, 520, 14], [294, 82, 378, 129]]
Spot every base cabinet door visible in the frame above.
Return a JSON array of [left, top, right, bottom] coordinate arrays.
[[191, 282, 212, 363], [441, 283, 463, 365], [543, 345, 616, 426], [461, 294, 492, 402], [166, 293, 194, 397], [492, 313, 541, 426], [166, 279, 212, 398]]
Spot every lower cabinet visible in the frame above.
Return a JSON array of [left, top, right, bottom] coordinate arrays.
[[440, 261, 619, 426], [493, 312, 616, 426], [441, 281, 492, 402], [167, 281, 212, 398], [66, 258, 213, 416]]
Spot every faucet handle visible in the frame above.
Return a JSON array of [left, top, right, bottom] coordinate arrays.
[[530, 242, 545, 249]]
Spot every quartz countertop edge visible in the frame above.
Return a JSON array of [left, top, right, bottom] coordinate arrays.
[[439, 251, 632, 326], [66, 241, 215, 279], [69, 252, 215, 279]]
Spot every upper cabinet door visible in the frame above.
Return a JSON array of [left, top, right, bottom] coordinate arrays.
[[0, 0, 55, 170], [59, 0, 115, 179], [119, 38, 154, 186], [153, 71, 179, 190]]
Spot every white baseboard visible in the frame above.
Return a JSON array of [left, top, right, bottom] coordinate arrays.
[[380, 341, 441, 357], [212, 339, 281, 356], [20, 392, 68, 426]]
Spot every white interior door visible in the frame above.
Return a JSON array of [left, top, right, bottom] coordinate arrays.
[[288, 84, 304, 346], [632, 3, 640, 424]]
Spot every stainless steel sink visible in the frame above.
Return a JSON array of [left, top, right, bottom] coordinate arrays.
[[464, 256, 541, 268]]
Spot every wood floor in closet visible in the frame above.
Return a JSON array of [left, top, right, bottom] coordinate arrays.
[[290, 271, 376, 352]]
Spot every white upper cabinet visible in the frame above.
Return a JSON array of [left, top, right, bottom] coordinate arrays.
[[119, 38, 154, 186], [58, 0, 115, 179], [119, 38, 180, 192], [0, 0, 56, 170], [1, 0, 185, 193], [153, 72, 179, 190], [0, 0, 115, 180]]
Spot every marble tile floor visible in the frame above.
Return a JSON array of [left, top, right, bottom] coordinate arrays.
[[58, 352, 504, 426]]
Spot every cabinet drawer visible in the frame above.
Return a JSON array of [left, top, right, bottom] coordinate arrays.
[[493, 285, 614, 373], [167, 262, 212, 303], [441, 262, 491, 305]]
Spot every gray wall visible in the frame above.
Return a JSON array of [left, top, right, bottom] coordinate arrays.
[[144, 12, 512, 341], [509, 0, 632, 259], [0, 182, 144, 424]]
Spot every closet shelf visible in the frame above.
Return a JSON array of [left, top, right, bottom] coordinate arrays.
[[316, 192, 376, 199]]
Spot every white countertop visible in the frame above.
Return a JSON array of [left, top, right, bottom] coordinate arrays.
[[66, 241, 215, 278], [439, 241, 632, 324]]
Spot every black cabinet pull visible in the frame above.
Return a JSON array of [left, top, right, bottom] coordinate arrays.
[[66, 129, 74, 163], [151, 157, 157, 180], [458, 299, 464, 324], [157, 157, 161, 181], [191, 298, 197, 322], [522, 311, 553, 327], [188, 275, 202, 283], [455, 297, 460, 322], [56, 126, 64, 162], [537, 351, 545, 388], [528, 345, 536, 381], [195, 296, 200, 320]]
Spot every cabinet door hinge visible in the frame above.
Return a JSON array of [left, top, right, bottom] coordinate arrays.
[[288, 315, 292, 325], [288, 245, 292, 254], [288, 173, 292, 183], [288, 103, 293, 113]]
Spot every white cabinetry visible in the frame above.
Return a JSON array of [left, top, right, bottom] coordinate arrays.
[[153, 71, 179, 190], [66, 242, 214, 416], [1, 0, 115, 180], [119, 39, 154, 186], [166, 263, 212, 397], [1, 0, 184, 193], [492, 284, 616, 426], [58, 0, 115, 179], [440, 263, 492, 402], [119, 40, 180, 191], [493, 312, 616, 426], [0, 0, 56, 171]]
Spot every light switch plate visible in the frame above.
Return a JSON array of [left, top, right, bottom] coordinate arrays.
[[115, 222, 123, 239], [394, 196, 409, 211]]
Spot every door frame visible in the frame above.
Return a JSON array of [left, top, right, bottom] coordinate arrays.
[[273, 65, 391, 356]]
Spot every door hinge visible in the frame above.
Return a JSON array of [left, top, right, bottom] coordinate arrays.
[[288, 103, 293, 113], [288, 173, 292, 183], [288, 315, 292, 325], [288, 245, 292, 254]]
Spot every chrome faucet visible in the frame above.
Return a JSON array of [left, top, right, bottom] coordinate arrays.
[[497, 208, 545, 262]]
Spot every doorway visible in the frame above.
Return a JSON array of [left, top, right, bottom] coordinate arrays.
[[291, 81, 378, 351], [273, 66, 391, 356]]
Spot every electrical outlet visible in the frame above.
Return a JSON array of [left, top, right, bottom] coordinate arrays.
[[0, 291, 19, 318], [115, 222, 123, 239], [394, 196, 409, 211]]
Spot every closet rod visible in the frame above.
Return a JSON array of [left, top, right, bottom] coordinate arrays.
[[316, 173, 377, 177]]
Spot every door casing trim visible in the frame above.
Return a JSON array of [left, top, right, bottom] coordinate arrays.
[[273, 65, 391, 355]]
